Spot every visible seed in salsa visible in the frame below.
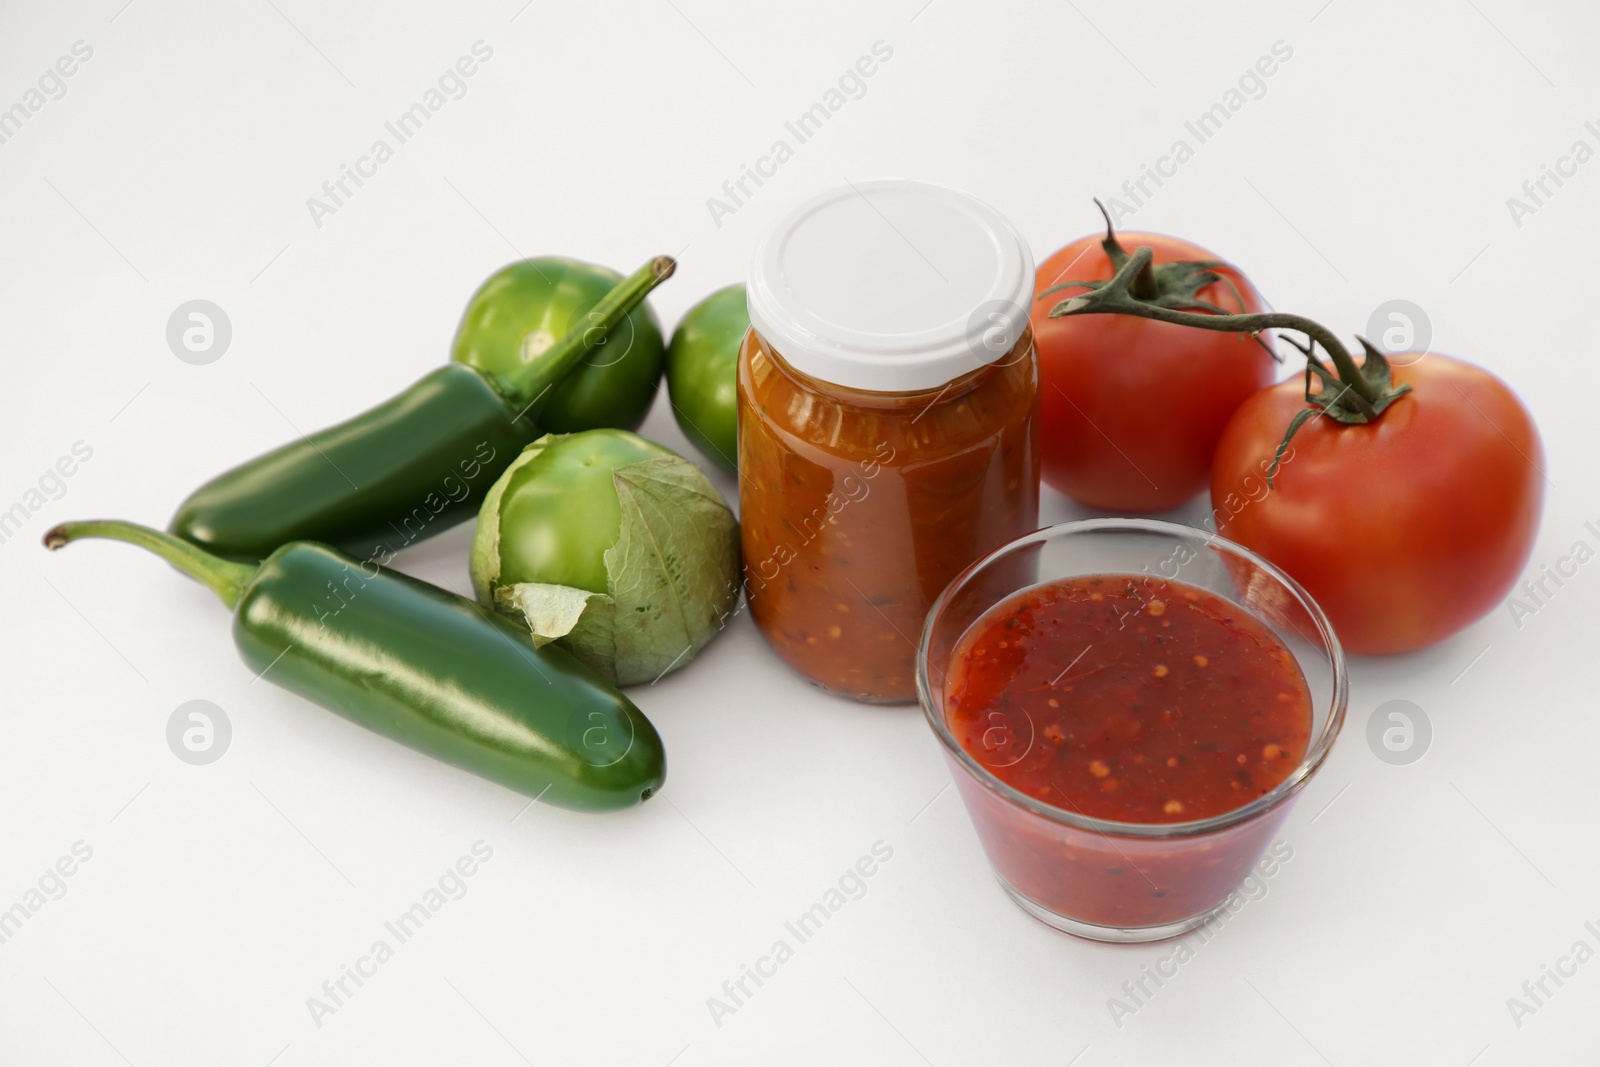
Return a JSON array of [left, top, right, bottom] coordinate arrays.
[[945, 574, 1314, 823]]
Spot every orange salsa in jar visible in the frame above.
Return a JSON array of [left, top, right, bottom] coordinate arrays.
[[739, 180, 1040, 704]]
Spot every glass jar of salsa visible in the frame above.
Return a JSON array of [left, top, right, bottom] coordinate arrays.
[[739, 180, 1040, 704]]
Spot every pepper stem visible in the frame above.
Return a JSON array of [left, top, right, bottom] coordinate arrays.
[[500, 255, 677, 410], [44, 520, 257, 609]]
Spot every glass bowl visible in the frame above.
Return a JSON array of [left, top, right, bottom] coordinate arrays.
[[916, 518, 1348, 943]]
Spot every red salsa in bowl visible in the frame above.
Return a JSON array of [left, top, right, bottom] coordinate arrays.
[[947, 576, 1313, 824], [918, 520, 1346, 942]]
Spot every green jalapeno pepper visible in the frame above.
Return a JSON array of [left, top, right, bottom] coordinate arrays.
[[452, 257, 668, 434], [170, 257, 675, 563], [45, 520, 665, 812]]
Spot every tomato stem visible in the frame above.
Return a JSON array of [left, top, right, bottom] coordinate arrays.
[[1053, 245, 1376, 399], [1085, 199, 1160, 301], [1045, 241, 1412, 486]]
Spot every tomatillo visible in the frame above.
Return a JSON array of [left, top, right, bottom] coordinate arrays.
[[666, 284, 747, 472], [453, 257, 667, 433], [471, 429, 739, 687]]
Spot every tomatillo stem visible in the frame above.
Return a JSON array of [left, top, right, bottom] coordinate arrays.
[[503, 255, 677, 411], [45, 520, 256, 608]]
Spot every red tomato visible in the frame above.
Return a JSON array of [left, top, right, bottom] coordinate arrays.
[[1211, 354, 1544, 654], [1031, 233, 1276, 512]]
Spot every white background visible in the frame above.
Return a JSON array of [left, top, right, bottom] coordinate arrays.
[[2, 0, 1597, 1063]]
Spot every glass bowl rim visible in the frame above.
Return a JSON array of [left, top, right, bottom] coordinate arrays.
[[915, 517, 1349, 840]]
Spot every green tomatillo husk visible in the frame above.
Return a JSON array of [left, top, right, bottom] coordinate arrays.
[[470, 430, 739, 686]]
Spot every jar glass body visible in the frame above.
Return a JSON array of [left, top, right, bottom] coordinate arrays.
[[737, 327, 1040, 704]]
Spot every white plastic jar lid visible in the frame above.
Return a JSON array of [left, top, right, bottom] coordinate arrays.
[[746, 179, 1035, 393]]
